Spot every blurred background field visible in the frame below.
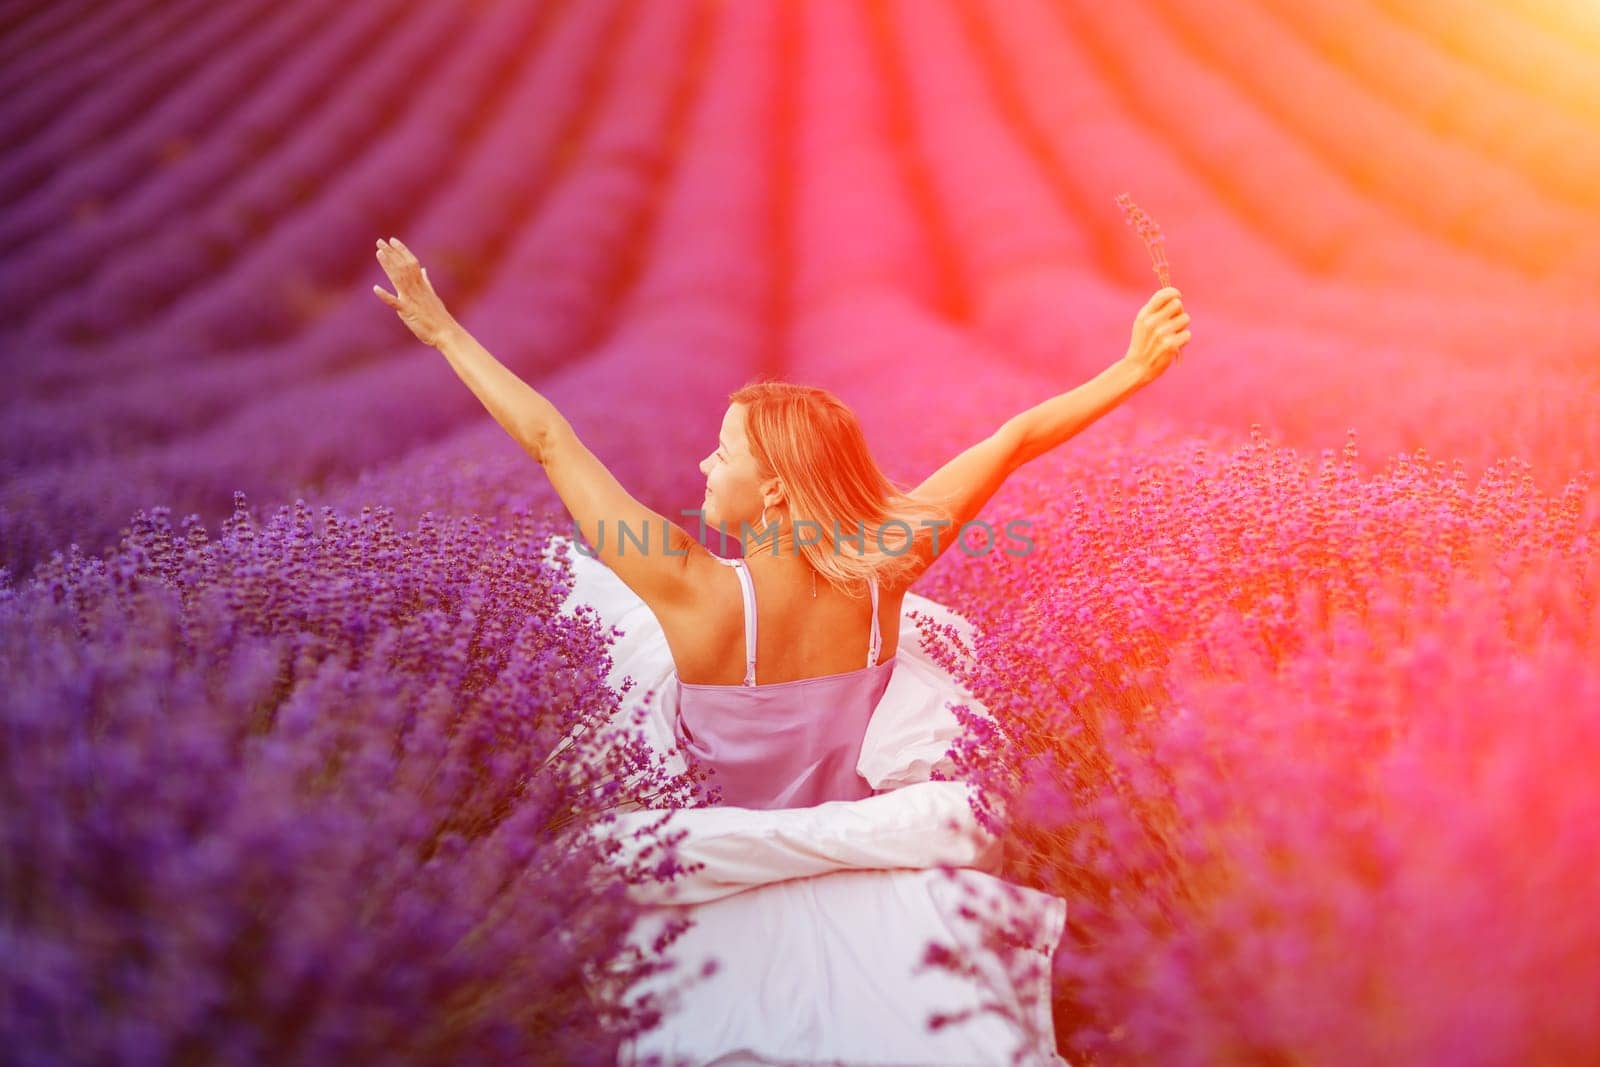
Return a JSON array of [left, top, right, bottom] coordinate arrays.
[[3, 0, 1599, 582], [3, 1, 1599, 1063]]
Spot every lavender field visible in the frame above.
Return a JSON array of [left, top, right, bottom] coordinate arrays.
[[3, 0, 1599, 1063]]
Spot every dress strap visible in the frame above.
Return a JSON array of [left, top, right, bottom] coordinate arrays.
[[867, 576, 881, 668], [725, 558, 758, 687]]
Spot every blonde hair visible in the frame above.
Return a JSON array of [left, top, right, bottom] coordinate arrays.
[[729, 380, 956, 597]]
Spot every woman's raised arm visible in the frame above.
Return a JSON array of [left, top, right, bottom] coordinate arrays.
[[374, 236, 708, 611], [1010, 286, 1189, 467], [373, 236, 563, 460], [905, 287, 1191, 575]]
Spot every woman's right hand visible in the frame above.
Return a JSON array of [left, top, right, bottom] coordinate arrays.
[[1122, 287, 1191, 385]]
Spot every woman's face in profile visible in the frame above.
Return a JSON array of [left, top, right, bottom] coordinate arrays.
[[699, 404, 761, 530]]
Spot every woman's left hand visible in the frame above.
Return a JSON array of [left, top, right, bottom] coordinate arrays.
[[373, 236, 460, 349]]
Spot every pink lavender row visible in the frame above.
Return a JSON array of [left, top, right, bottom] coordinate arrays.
[[1260, 0, 1600, 213], [882, 0, 1092, 297], [970, 0, 1290, 293], [0, 0, 271, 213], [0, 495, 707, 1062], [781, 0, 1088, 493], [0, 0, 208, 141], [1055, 296, 1600, 495], [1386, 0, 1600, 125], [784, 0, 1600, 508], [967, 0, 1595, 376], [795, 0, 1600, 491], [607, 0, 781, 322], [779, 0, 1201, 503], [876, 0, 1504, 342], [911, 428, 1600, 1063], [788, 3, 1600, 504], [1038, 0, 1521, 294], [880, 0, 1200, 373], [786, 0, 944, 311], [0, 0, 117, 78], [1153, 0, 1600, 275], [0, 0, 149, 96], [0, 0, 636, 470], [0, 0, 402, 300], [866, 0, 1586, 406]]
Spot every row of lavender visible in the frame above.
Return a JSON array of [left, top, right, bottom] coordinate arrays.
[[0, 0, 278, 217], [1114, 0, 1600, 270], [1, 3, 779, 1059], [954, 0, 1599, 368], [1251, 0, 1600, 213], [3, 0, 540, 353], [912, 431, 1600, 1064], [7, 0, 1594, 343], [1, 0, 679, 579], [6, 0, 1600, 589], [2, 0, 414, 326], [1, 498, 708, 1064]]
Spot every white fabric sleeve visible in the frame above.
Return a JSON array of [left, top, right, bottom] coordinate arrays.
[[599, 778, 1002, 905]]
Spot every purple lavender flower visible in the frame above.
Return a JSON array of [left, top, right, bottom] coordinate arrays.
[[0, 494, 704, 1063]]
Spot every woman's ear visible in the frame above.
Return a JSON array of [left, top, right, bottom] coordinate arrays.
[[762, 478, 785, 511]]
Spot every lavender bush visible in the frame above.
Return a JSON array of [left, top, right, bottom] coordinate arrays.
[[914, 427, 1600, 1064], [0, 493, 708, 1065]]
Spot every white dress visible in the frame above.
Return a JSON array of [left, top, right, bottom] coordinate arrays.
[[545, 536, 1071, 1066]]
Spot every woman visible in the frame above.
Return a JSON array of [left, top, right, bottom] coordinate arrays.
[[376, 238, 1189, 1063], [373, 236, 1191, 810]]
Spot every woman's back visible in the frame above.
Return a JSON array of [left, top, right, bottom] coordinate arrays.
[[668, 555, 901, 809], [670, 554, 904, 686]]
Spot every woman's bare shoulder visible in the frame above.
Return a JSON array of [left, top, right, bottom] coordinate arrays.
[[658, 551, 743, 680]]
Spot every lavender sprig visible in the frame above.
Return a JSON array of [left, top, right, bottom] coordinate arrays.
[[1115, 193, 1172, 288]]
